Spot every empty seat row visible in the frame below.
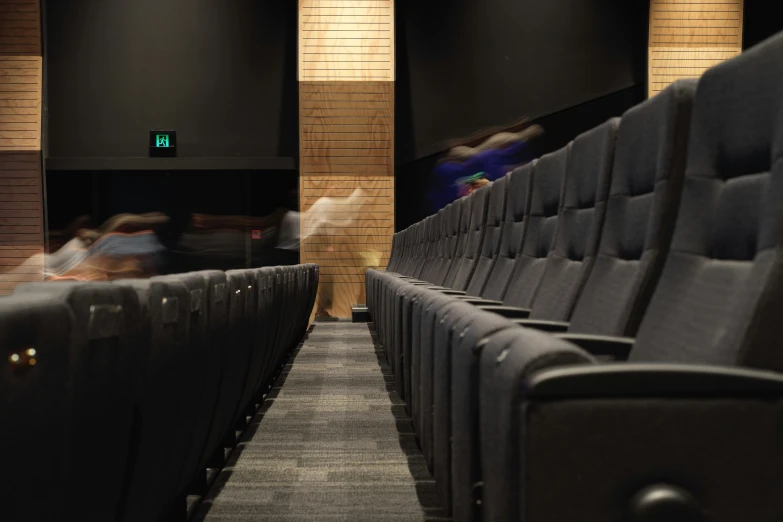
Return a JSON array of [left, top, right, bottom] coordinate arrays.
[[0, 264, 318, 522], [367, 31, 783, 521]]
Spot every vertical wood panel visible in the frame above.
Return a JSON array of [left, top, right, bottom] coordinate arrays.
[[648, 0, 743, 97], [0, 0, 44, 295], [299, 0, 394, 82], [299, 1, 394, 318]]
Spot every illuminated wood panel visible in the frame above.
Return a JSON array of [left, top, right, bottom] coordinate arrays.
[[300, 174, 393, 316], [0, 0, 44, 295], [299, 0, 394, 81], [299, 1, 394, 317], [648, 0, 743, 97], [299, 82, 394, 317]]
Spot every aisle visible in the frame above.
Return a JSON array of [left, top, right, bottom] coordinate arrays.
[[195, 322, 446, 521]]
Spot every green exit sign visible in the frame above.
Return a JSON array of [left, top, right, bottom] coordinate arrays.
[[149, 130, 177, 157], [155, 134, 171, 147]]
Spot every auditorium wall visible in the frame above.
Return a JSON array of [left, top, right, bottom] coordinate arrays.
[[0, 0, 45, 295], [45, 0, 298, 160], [395, 0, 649, 163], [394, 0, 649, 229]]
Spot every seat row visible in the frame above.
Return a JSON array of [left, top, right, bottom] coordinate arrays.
[[368, 31, 783, 521], [0, 264, 318, 522]]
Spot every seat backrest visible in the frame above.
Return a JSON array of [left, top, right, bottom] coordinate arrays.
[[528, 118, 619, 321], [418, 212, 441, 282], [415, 215, 437, 278], [443, 195, 475, 288], [465, 177, 509, 296], [157, 269, 227, 491], [113, 277, 194, 522], [430, 204, 456, 285], [0, 295, 72, 522], [13, 281, 144, 521], [411, 219, 428, 278], [480, 164, 534, 300], [405, 221, 422, 276], [629, 32, 783, 370], [431, 200, 462, 286], [568, 80, 696, 336], [387, 232, 401, 271], [396, 226, 412, 275], [501, 146, 570, 308], [450, 183, 493, 291]]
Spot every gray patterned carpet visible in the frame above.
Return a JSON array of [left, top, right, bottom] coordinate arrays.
[[194, 322, 448, 521]]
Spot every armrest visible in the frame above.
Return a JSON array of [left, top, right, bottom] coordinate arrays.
[[555, 333, 634, 361], [476, 305, 531, 319], [457, 297, 504, 305], [524, 363, 783, 399], [512, 319, 569, 333], [439, 289, 467, 295]]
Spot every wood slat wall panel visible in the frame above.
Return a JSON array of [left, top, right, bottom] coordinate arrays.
[[299, 0, 394, 81], [300, 172, 393, 316], [0, 0, 43, 295], [648, 0, 742, 97], [299, 3, 394, 317]]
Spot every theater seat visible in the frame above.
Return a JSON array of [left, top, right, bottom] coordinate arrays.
[[0, 295, 73, 522], [13, 282, 144, 522], [479, 32, 783, 522], [153, 270, 226, 498], [112, 278, 194, 522]]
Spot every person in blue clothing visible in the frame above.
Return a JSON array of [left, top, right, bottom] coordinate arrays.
[[428, 122, 542, 212]]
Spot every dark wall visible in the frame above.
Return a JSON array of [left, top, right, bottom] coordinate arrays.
[[395, 85, 645, 229], [743, 0, 783, 50], [395, 0, 648, 229], [45, 0, 298, 159], [396, 0, 648, 162]]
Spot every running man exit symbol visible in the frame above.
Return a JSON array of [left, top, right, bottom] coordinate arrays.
[[149, 130, 176, 157]]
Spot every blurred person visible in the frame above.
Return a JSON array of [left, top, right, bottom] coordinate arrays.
[[273, 189, 301, 266], [456, 172, 490, 198], [301, 188, 367, 320], [173, 209, 284, 271], [0, 212, 170, 283], [428, 120, 542, 212]]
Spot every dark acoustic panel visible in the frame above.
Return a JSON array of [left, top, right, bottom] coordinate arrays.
[[45, 0, 298, 160]]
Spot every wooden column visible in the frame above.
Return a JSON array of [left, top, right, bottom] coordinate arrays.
[[648, 0, 743, 97], [298, 0, 394, 318], [0, 0, 44, 295]]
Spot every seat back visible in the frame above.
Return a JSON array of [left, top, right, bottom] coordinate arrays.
[[528, 118, 618, 320], [417, 214, 437, 282], [159, 270, 227, 493], [112, 278, 193, 522], [502, 146, 570, 308], [387, 232, 401, 271], [629, 32, 783, 370], [466, 175, 509, 296], [410, 221, 427, 277], [0, 295, 72, 522], [450, 183, 493, 291], [443, 196, 473, 288], [480, 164, 534, 300], [414, 215, 436, 278], [14, 281, 144, 522], [430, 204, 457, 285], [568, 80, 696, 336]]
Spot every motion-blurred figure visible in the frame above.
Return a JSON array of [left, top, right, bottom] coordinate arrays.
[[429, 119, 542, 211], [0, 213, 171, 283], [300, 188, 369, 320]]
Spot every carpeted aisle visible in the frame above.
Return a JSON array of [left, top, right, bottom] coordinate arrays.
[[195, 322, 447, 521]]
